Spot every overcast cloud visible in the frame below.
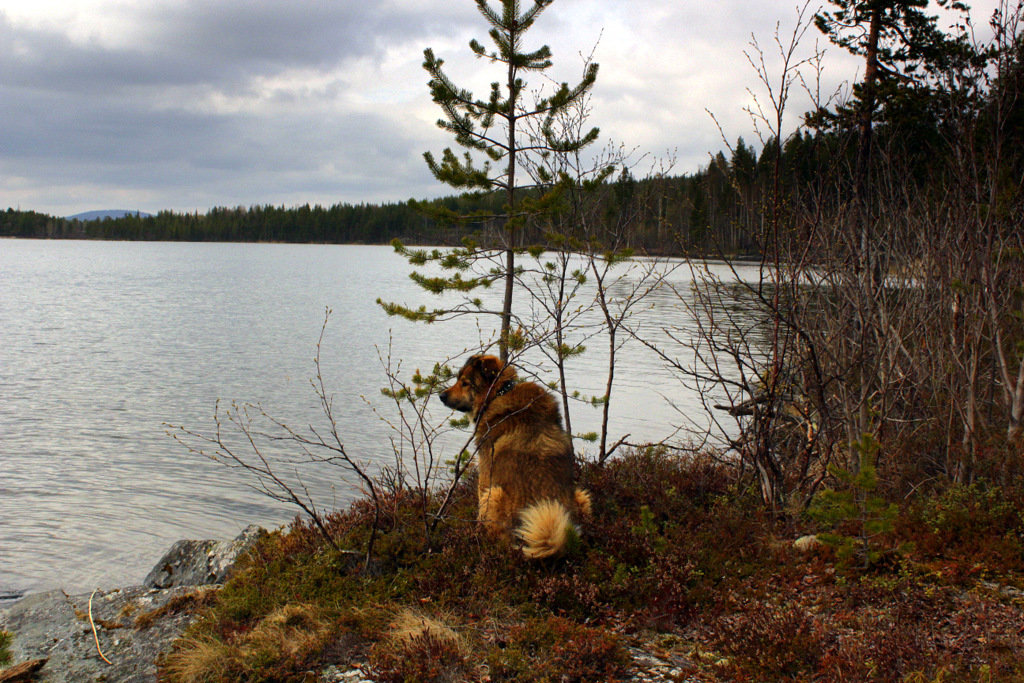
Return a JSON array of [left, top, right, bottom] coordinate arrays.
[[0, 0, 1002, 216]]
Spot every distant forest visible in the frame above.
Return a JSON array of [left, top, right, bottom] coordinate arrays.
[[0, 135, 825, 258], [4, 13, 1022, 261]]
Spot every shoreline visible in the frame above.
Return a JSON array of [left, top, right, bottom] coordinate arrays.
[[0, 526, 264, 682], [0, 234, 762, 262]]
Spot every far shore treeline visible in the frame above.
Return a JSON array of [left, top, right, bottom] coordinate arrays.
[[4, 5, 1022, 263], [1, 136, 816, 259]]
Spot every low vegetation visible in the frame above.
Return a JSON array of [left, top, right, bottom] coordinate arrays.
[[155, 447, 1024, 682], [0, 630, 12, 668]]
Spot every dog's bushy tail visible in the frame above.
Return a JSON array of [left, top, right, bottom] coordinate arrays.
[[574, 488, 593, 517], [516, 499, 577, 559]]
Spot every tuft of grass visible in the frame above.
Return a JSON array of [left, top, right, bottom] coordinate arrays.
[[134, 587, 219, 630], [386, 609, 465, 651], [240, 603, 333, 666], [711, 602, 832, 679], [161, 634, 234, 682]]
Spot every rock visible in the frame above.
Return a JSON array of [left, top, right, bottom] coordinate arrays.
[[0, 592, 24, 605], [0, 526, 266, 682], [318, 664, 373, 682], [625, 644, 700, 682], [980, 581, 1024, 601], [143, 524, 265, 589], [0, 586, 207, 683]]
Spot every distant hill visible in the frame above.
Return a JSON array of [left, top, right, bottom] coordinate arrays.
[[67, 210, 152, 221]]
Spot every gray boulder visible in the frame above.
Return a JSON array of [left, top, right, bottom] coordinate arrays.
[[143, 524, 265, 589], [0, 585, 210, 683], [1, 525, 266, 682]]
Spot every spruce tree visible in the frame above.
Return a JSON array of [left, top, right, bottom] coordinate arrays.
[[380, 0, 599, 362]]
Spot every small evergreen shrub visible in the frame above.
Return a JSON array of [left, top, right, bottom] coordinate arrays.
[[808, 434, 903, 569]]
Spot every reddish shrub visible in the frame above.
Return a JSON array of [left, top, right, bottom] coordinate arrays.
[[712, 603, 833, 680], [488, 615, 629, 683], [366, 631, 469, 683]]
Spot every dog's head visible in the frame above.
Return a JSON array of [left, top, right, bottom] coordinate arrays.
[[439, 354, 518, 416]]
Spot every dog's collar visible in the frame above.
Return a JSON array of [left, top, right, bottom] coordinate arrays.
[[494, 379, 517, 397], [472, 379, 517, 423]]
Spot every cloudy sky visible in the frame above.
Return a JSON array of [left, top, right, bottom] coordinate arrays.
[[0, 0, 1002, 216]]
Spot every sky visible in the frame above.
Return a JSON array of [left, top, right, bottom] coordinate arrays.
[[0, 0, 1004, 217]]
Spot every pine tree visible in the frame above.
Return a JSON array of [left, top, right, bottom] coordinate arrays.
[[812, 0, 974, 158], [381, 0, 599, 361], [812, 0, 975, 231]]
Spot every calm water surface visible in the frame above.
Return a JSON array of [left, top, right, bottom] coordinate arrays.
[[0, 239, 758, 598]]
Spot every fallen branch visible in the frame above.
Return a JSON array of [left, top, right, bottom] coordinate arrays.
[[0, 658, 48, 683]]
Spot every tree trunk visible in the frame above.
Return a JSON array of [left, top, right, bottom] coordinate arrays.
[[599, 326, 616, 462], [851, 8, 882, 470], [500, 35, 518, 363]]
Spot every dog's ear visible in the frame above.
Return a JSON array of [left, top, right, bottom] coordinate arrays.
[[473, 355, 504, 382]]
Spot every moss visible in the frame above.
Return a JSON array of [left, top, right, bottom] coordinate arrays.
[[0, 630, 12, 668], [134, 588, 219, 630]]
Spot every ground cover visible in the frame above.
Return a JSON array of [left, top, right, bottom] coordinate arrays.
[[158, 448, 1024, 682]]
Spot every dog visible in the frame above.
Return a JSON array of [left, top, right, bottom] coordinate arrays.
[[439, 354, 592, 558]]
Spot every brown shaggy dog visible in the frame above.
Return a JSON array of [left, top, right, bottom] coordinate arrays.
[[440, 355, 592, 558]]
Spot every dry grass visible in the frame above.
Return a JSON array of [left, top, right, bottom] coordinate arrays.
[[161, 634, 234, 682], [387, 608, 465, 653], [241, 603, 333, 662], [162, 603, 334, 682]]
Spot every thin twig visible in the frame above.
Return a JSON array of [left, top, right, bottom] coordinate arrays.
[[88, 589, 113, 665]]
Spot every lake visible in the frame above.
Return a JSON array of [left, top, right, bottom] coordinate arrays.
[[0, 239, 760, 598]]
